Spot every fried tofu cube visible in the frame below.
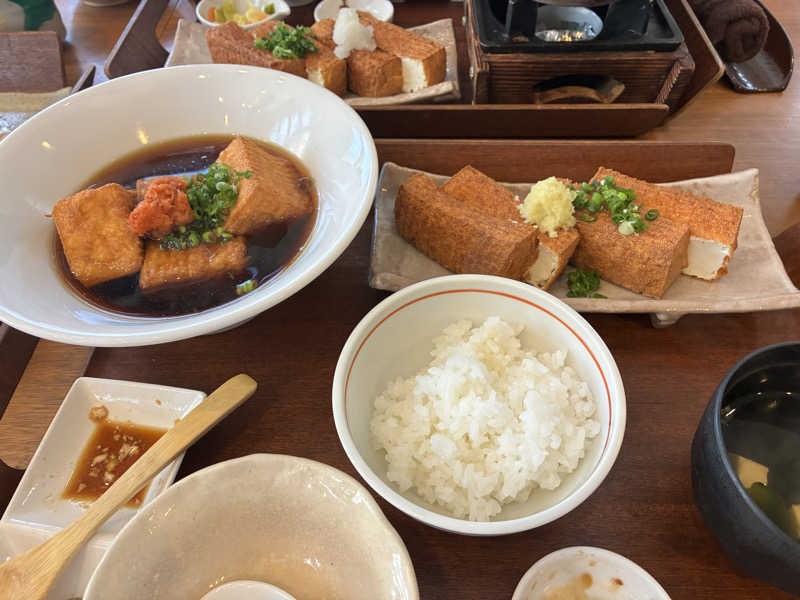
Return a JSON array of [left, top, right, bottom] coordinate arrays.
[[218, 136, 314, 235], [251, 21, 346, 96], [347, 49, 403, 97], [396, 173, 537, 280], [138, 237, 248, 291], [206, 22, 306, 78], [52, 183, 143, 287], [358, 11, 446, 92]]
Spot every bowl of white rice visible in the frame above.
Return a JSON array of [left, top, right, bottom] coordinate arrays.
[[332, 274, 625, 536]]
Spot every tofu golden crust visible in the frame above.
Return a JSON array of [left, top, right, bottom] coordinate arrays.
[[139, 237, 248, 291], [395, 173, 537, 280], [592, 167, 744, 279], [218, 136, 314, 235], [53, 184, 143, 288], [206, 22, 306, 78], [310, 19, 335, 46], [572, 213, 690, 299], [442, 165, 526, 224], [358, 11, 446, 89], [347, 49, 402, 97]]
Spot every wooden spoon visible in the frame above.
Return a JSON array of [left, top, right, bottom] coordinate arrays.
[[0, 373, 258, 600]]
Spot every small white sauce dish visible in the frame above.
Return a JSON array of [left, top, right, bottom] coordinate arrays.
[[332, 274, 626, 536], [512, 546, 671, 600], [0, 377, 205, 599], [196, 0, 290, 29], [313, 0, 393, 23]]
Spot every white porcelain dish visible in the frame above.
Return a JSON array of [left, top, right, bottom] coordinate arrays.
[[196, 0, 290, 29], [313, 0, 394, 22], [332, 274, 626, 536], [0, 377, 205, 599], [84, 454, 419, 600], [0, 64, 378, 347], [512, 547, 671, 600]]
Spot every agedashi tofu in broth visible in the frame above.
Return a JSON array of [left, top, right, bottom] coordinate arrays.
[[51, 135, 317, 317]]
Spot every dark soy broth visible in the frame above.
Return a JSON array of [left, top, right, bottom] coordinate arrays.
[[721, 362, 800, 540], [53, 135, 317, 317]]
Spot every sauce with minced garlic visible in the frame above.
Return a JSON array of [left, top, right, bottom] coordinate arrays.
[[62, 408, 166, 508]]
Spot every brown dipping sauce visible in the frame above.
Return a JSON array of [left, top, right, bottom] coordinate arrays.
[[62, 407, 165, 508], [53, 134, 317, 317]]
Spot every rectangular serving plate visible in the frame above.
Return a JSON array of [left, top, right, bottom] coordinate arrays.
[[370, 139, 800, 325]]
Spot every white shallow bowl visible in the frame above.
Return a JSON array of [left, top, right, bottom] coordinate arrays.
[[332, 274, 626, 536], [84, 454, 419, 600], [512, 547, 671, 600], [196, 0, 290, 29], [313, 0, 393, 22], [0, 64, 378, 347], [0, 377, 205, 600]]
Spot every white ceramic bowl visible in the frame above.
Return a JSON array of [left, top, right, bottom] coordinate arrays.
[[0, 65, 378, 346], [196, 0, 290, 29], [512, 547, 671, 600], [332, 274, 626, 536], [313, 0, 393, 22], [84, 454, 419, 600]]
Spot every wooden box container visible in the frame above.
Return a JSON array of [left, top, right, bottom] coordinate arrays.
[[466, 0, 695, 109]]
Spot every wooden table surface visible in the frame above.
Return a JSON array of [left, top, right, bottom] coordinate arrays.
[[2, 1, 800, 599]]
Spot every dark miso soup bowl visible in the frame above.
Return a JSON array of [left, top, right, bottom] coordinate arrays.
[[691, 341, 800, 595]]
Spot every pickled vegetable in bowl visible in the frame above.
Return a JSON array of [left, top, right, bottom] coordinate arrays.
[[210, 0, 275, 24]]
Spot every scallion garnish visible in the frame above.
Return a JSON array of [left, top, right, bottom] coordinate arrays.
[[566, 268, 606, 298], [236, 279, 257, 296], [160, 162, 250, 251], [645, 209, 659, 221], [254, 23, 318, 59], [571, 177, 648, 236]]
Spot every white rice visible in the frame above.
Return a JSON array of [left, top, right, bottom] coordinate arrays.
[[370, 317, 600, 521]]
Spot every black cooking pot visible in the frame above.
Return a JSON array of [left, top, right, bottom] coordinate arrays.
[[691, 342, 800, 595]]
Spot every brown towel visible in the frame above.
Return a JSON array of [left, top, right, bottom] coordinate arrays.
[[689, 0, 769, 63]]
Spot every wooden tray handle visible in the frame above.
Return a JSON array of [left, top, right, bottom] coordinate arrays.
[[531, 75, 625, 104], [105, 0, 171, 79]]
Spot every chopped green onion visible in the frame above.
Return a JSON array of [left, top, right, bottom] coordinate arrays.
[[567, 268, 604, 298], [618, 221, 635, 236], [236, 279, 257, 296], [577, 213, 597, 222], [645, 209, 659, 221]]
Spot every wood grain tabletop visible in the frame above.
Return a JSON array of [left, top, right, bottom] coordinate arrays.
[[1, 1, 800, 599]]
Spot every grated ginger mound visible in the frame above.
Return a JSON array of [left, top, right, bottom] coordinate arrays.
[[519, 177, 576, 238]]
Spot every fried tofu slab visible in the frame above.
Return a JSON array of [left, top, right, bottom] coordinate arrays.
[[139, 237, 248, 291], [53, 184, 144, 288], [219, 136, 314, 235], [573, 213, 690, 299], [396, 173, 537, 280], [592, 167, 744, 280], [206, 22, 306, 78]]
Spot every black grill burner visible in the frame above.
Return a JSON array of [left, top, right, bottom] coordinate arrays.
[[473, 0, 684, 53]]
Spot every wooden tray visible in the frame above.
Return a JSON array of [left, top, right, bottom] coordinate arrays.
[[1, 138, 798, 600], [103, 0, 722, 138]]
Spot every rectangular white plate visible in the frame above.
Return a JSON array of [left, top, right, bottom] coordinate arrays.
[[166, 18, 461, 106], [0, 377, 205, 599], [369, 163, 800, 324]]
